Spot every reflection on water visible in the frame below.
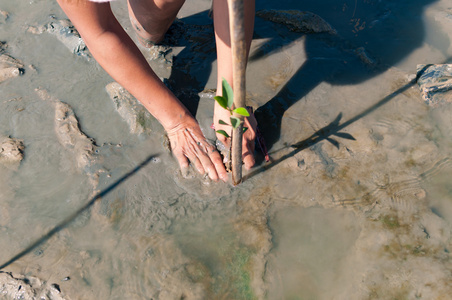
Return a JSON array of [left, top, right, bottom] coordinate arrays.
[[1, 0, 452, 299]]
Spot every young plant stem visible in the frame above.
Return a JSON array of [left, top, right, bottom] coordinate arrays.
[[231, 121, 244, 183], [228, 0, 247, 185]]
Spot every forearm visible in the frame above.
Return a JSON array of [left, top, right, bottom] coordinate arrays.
[[56, 0, 227, 181], [56, 0, 191, 131], [87, 27, 191, 130]]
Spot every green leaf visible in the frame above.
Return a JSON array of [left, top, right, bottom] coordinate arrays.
[[214, 96, 228, 110], [233, 107, 250, 117], [216, 130, 230, 138], [222, 78, 234, 109], [243, 127, 248, 133], [230, 116, 241, 129], [219, 119, 229, 125]]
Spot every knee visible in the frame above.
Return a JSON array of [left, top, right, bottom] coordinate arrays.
[[129, 0, 185, 20], [154, 0, 186, 17]]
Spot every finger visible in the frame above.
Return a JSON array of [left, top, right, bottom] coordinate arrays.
[[208, 147, 228, 182], [173, 151, 190, 177], [184, 128, 221, 180], [243, 154, 255, 169], [177, 129, 207, 175], [195, 145, 220, 181], [243, 110, 257, 169], [242, 138, 256, 169], [186, 152, 205, 175], [194, 142, 227, 182]]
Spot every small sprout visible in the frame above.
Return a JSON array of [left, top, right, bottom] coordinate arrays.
[[216, 129, 230, 138], [214, 95, 228, 110], [230, 116, 240, 129], [222, 78, 234, 109], [214, 79, 249, 135], [233, 107, 250, 117]]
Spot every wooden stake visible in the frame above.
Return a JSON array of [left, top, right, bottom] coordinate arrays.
[[228, 0, 246, 185]]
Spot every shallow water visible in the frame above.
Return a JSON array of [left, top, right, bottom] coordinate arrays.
[[1, 0, 452, 299]]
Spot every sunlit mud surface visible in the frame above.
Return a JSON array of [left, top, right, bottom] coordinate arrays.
[[1, 0, 452, 299]]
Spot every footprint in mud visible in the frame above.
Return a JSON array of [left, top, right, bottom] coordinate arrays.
[[34, 88, 135, 229], [105, 82, 155, 135], [0, 43, 25, 83], [35, 88, 103, 190], [27, 16, 91, 60]]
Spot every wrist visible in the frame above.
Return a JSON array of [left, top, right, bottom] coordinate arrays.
[[162, 111, 197, 134]]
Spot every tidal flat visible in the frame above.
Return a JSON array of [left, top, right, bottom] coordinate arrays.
[[1, 0, 452, 299]]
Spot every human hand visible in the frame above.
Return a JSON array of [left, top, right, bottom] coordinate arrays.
[[213, 103, 257, 169], [166, 116, 228, 182]]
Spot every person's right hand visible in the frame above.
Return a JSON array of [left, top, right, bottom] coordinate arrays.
[[166, 116, 228, 182]]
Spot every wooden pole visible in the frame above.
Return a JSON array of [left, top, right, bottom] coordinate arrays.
[[228, 0, 246, 185]]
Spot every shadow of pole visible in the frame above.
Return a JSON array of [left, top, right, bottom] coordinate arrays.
[[0, 154, 159, 271], [244, 60, 452, 181]]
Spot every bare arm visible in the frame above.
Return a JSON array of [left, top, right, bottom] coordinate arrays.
[[56, 0, 227, 181], [56, 0, 185, 129]]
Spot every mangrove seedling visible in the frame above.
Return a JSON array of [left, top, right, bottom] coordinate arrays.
[[214, 78, 250, 138]]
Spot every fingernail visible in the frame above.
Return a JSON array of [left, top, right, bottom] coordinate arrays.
[[220, 174, 228, 182], [206, 171, 217, 182]]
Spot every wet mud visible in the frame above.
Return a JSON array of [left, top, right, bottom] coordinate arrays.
[[256, 10, 337, 34], [0, 271, 66, 300], [35, 88, 103, 191], [1, 0, 452, 299], [417, 64, 452, 106], [0, 135, 24, 166]]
